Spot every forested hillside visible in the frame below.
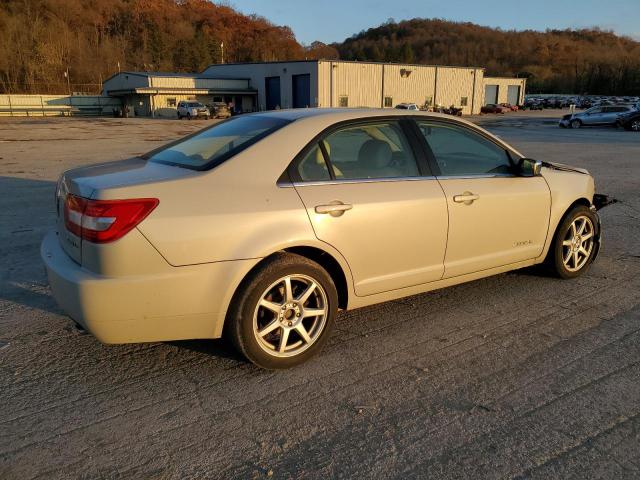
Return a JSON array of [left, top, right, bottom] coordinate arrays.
[[1, 1, 638, 95], [336, 19, 640, 94], [0, 0, 329, 93]]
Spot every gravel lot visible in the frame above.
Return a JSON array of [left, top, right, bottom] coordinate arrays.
[[1, 112, 639, 479]]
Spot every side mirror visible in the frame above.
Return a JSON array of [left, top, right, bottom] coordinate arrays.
[[519, 158, 542, 177]]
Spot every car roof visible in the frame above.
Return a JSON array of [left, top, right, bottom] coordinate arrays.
[[249, 107, 464, 123], [241, 108, 522, 156]]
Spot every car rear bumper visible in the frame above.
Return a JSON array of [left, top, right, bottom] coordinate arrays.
[[41, 230, 257, 344]]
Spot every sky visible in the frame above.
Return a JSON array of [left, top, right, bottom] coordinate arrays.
[[224, 0, 640, 44]]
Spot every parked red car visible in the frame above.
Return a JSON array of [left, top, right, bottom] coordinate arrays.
[[481, 104, 506, 114], [500, 103, 518, 111]]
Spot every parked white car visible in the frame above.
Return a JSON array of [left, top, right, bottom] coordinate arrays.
[[42, 109, 604, 369], [395, 103, 419, 110], [177, 101, 210, 120]]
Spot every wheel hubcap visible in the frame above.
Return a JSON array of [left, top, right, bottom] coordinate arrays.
[[253, 274, 328, 357], [632, 121, 640, 131], [562, 215, 595, 272]]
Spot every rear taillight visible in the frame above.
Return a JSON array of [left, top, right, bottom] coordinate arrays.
[[64, 194, 158, 243]]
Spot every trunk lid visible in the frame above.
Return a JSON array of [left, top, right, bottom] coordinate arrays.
[[56, 157, 196, 264]]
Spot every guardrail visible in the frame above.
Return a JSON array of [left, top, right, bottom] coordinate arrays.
[[0, 95, 121, 117]]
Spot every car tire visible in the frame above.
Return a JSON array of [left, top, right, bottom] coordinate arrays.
[[570, 119, 582, 129], [177, 114, 182, 120], [225, 253, 338, 369], [187, 113, 191, 120], [546, 205, 599, 279], [630, 120, 640, 132]]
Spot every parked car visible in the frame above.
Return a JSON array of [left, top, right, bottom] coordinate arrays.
[[177, 101, 209, 120], [208, 102, 232, 119], [559, 105, 636, 128], [481, 104, 505, 114], [522, 101, 543, 111], [616, 110, 640, 131], [42, 109, 604, 369], [395, 103, 419, 110], [500, 103, 518, 111]]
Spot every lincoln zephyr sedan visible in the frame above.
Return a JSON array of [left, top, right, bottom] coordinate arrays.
[[42, 109, 602, 369]]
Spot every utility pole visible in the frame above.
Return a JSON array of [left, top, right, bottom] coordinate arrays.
[[64, 67, 71, 95]]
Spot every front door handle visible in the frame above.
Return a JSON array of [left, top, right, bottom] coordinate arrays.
[[453, 192, 479, 205], [315, 201, 353, 217]]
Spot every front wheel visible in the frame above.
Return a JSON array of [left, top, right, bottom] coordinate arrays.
[[570, 119, 582, 129], [629, 120, 640, 132], [225, 253, 338, 369], [547, 205, 599, 279]]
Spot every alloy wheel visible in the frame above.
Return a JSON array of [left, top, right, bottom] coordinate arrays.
[[561, 215, 595, 272], [253, 274, 328, 357], [631, 120, 640, 132]]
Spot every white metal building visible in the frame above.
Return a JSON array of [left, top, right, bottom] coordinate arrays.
[[100, 62, 526, 117], [102, 72, 258, 117], [203, 60, 493, 115]]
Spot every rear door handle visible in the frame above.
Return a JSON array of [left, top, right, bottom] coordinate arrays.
[[453, 192, 479, 205], [315, 202, 353, 217]]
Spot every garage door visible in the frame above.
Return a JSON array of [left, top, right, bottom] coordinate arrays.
[[265, 76, 281, 110], [507, 85, 521, 106], [484, 85, 498, 105], [292, 74, 311, 108]]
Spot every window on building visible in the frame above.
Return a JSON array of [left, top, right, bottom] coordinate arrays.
[[339, 96, 349, 107], [167, 98, 177, 107], [384, 96, 393, 108], [460, 97, 468, 107]]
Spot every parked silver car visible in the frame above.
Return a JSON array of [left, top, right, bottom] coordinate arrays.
[[177, 101, 210, 120], [559, 105, 635, 128], [42, 109, 603, 369]]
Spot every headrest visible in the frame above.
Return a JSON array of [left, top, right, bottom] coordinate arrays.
[[358, 139, 392, 169]]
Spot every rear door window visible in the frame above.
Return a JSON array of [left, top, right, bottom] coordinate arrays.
[[321, 122, 420, 180]]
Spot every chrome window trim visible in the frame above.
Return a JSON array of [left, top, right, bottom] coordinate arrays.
[[277, 172, 519, 187], [278, 176, 437, 188], [436, 173, 516, 180]]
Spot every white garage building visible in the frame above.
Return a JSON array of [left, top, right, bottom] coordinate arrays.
[[203, 60, 492, 115], [101, 61, 526, 117]]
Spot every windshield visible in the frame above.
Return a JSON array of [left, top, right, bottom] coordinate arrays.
[[188, 102, 203, 107], [146, 115, 290, 170]]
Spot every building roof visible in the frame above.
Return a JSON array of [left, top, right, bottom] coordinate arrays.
[[103, 71, 251, 83], [204, 59, 486, 71]]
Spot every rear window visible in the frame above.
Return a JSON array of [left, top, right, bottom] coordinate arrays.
[[146, 116, 290, 170]]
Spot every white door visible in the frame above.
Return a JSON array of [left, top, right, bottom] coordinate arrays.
[[415, 120, 551, 278], [291, 120, 449, 296]]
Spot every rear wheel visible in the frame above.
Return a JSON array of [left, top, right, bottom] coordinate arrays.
[[226, 253, 338, 369], [570, 119, 582, 129], [547, 205, 599, 279]]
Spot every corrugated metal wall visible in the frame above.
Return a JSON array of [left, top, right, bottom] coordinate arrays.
[[382, 64, 437, 109], [204, 62, 319, 110], [318, 61, 485, 114], [317, 61, 382, 108], [434, 67, 480, 115]]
